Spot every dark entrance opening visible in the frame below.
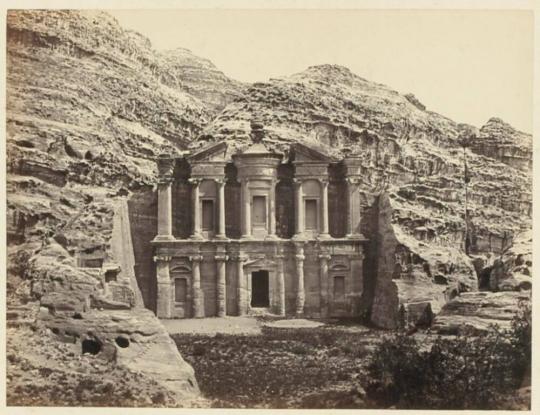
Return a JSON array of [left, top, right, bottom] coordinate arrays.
[[251, 270, 269, 307]]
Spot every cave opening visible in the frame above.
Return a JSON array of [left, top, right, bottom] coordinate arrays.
[[82, 339, 102, 355], [115, 336, 130, 348]]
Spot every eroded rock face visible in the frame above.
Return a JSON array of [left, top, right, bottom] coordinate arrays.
[[157, 48, 246, 113], [6, 9, 215, 405], [195, 63, 531, 328], [431, 291, 530, 335], [471, 117, 532, 172]]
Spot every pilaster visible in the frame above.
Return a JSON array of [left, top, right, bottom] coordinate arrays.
[[319, 178, 330, 239], [189, 178, 203, 240], [215, 248, 228, 317], [156, 156, 174, 241], [154, 254, 172, 318], [318, 253, 331, 317], [216, 178, 227, 239], [276, 250, 286, 316], [293, 179, 305, 239], [190, 254, 204, 317], [295, 243, 305, 316], [236, 254, 248, 315]]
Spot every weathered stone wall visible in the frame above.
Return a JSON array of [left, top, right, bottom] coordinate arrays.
[[110, 198, 144, 307], [173, 181, 193, 239], [370, 194, 405, 329], [225, 182, 242, 239], [127, 187, 157, 312]]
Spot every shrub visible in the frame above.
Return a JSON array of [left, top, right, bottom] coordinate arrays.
[[365, 302, 532, 409]]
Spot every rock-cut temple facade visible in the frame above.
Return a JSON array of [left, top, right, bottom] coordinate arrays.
[[151, 123, 369, 319]]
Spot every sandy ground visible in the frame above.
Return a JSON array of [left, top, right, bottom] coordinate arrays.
[[160, 317, 326, 335]]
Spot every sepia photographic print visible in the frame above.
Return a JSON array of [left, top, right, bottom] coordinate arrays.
[[3, 1, 536, 412]]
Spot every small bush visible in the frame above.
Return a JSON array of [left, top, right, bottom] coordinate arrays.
[[365, 302, 532, 409]]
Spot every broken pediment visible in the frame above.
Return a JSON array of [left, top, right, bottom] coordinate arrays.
[[291, 141, 335, 163], [187, 141, 228, 163]]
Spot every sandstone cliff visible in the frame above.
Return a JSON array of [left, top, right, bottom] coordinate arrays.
[[157, 47, 246, 113], [5, 9, 232, 405], [6, 9, 532, 405], [197, 64, 532, 328]]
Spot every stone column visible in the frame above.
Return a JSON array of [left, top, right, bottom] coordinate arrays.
[[294, 179, 304, 237], [346, 178, 361, 237], [189, 178, 202, 239], [320, 179, 330, 238], [236, 255, 248, 315], [241, 179, 251, 238], [319, 254, 331, 317], [190, 254, 204, 317], [276, 251, 286, 316], [216, 178, 227, 239], [268, 179, 277, 237], [156, 157, 174, 241], [295, 244, 305, 316], [215, 252, 228, 317], [154, 255, 172, 318]]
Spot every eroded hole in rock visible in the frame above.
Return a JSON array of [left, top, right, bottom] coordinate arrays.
[[478, 267, 493, 291], [82, 339, 101, 355], [188, 379, 194, 387], [15, 139, 35, 148], [105, 269, 118, 283], [64, 143, 81, 159], [85, 150, 94, 160], [434, 274, 448, 285], [72, 312, 83, 319], [115, 336, 129, 348], [51, 327, 60, 335]]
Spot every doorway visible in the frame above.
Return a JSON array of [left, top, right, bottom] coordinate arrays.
[[251, 270, 269, 307]]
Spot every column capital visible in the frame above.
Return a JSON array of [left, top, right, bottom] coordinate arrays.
[[158, 176, 174, 185], [293, 178, 303, 186], [295, 254, 305, 261], [318, 253, 332, 261], [318, 178, 329, 186], [275, 254, 286, 260], [234, 254, 248, 262], [189, 255, 203, 262], [214, 177, 227, 186], [157, 156, 175, 184], [345, 177, 362, 186], [188, 177, 203, 185], [215, 254, 229, 262], [153, 254, 172, 263]]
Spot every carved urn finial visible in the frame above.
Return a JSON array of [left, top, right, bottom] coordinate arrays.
[[250, 119, 265, 143]]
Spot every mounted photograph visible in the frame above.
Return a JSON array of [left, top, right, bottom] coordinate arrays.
[[4, 5, 534, 411]]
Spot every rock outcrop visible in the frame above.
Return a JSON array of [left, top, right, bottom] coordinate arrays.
[[6, 9, 226, 405], [196, 63, 531, 328], [157, 47, 246, 113], [470, 117, 532, 172], [431, 291, 529, 335], [6, 9, 532, 405]]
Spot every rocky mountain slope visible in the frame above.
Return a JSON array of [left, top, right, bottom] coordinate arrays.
[[197, 64, 532, 328], [6, 9, 242, 406], [157, 47, 246, 112], [6, 9, 531, 406]]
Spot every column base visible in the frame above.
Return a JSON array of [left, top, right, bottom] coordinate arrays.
[[154, 235, 175, 242], [214, 234, 229, 240], [292, 234, 306, 241], [318, 233, 331, 240], [190, 234, 204, 241], [241, 234, 254, 240], [265, 234, 280, 241]]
